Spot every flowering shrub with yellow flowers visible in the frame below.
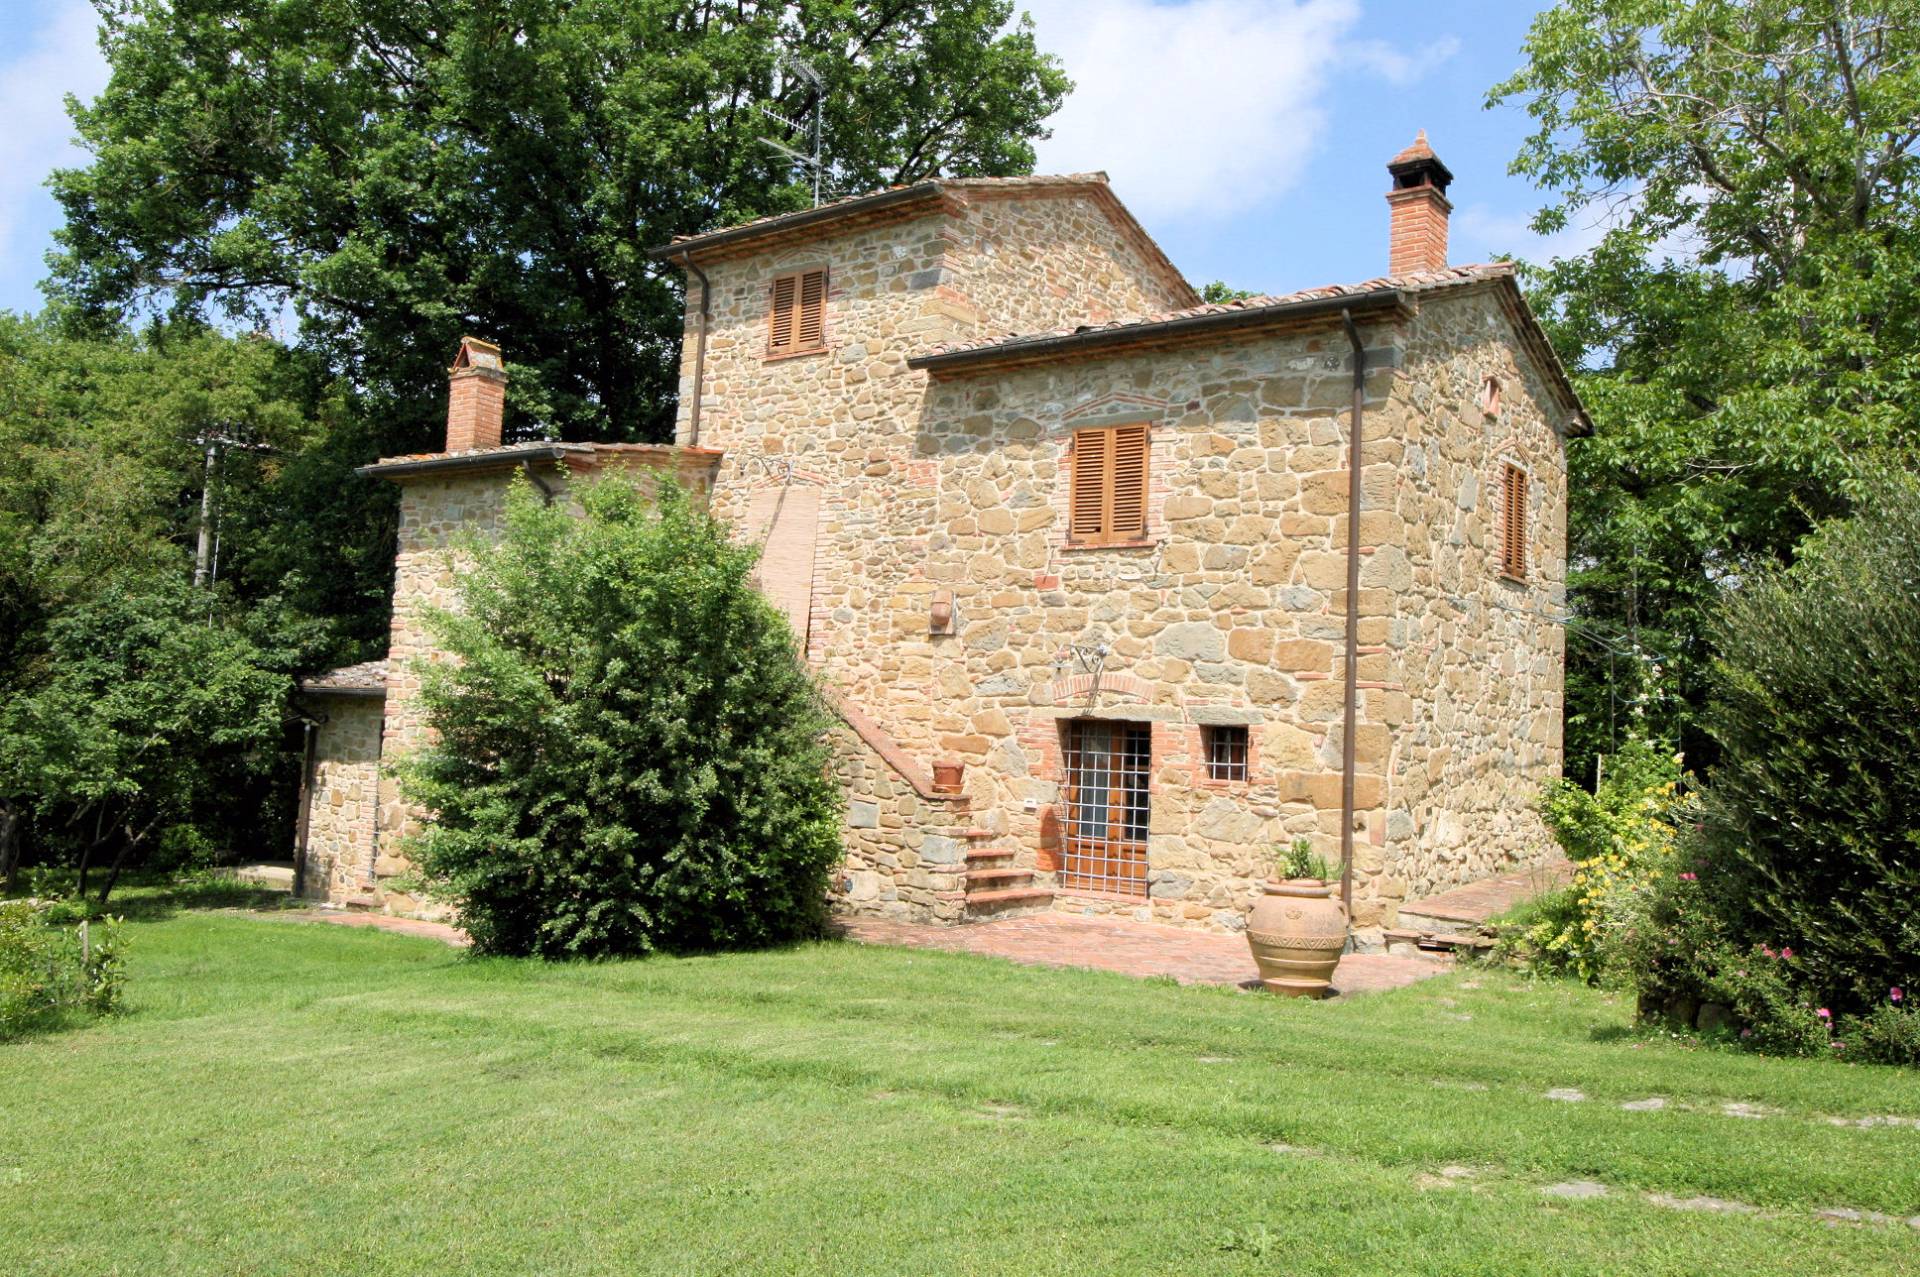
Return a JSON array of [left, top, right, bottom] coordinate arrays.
[[1498, 738, 1684, 983]]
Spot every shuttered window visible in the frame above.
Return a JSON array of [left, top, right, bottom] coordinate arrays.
[[1500, 462, 1528, 579], [768, 268, 828, 355], [1068, 423, 1150, 545]]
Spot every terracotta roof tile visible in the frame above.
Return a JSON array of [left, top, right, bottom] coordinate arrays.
[[662, 173, 1113, 247], [298, 660, 389, 694], [921, 263, 1515, 360]]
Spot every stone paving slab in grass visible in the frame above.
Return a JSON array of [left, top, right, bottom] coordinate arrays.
[[838, 913, 1451, 996]]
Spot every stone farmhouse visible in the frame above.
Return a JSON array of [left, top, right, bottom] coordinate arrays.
[[294, 133, 1586, 948]]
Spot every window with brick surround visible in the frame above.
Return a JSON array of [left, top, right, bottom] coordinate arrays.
[[1068, 423, 1149, 545], [1202, 725, 1249, 782], [1500, 462, 1528, 580], [768, 268, 827, 355]]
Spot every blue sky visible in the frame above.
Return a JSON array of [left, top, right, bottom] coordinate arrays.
[[0, 0, 1596, 318]]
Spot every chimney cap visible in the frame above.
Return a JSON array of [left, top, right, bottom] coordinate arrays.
[[1387, 129, 1453, 192], [451, 335, 504, 374]]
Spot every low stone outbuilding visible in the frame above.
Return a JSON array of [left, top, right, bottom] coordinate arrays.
[[295, 134, 1584, 948]]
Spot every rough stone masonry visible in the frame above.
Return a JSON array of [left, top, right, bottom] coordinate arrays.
[[294, 136, 1585, 950]]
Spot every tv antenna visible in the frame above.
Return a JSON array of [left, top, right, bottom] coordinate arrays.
[[760, 51, 826, 206]]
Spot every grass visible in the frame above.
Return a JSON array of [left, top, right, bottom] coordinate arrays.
[[2, 892, 1917, 1275]]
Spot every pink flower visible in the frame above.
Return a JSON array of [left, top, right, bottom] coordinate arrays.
[[1740, 1028, 1753, 1039], [1893, 987, 1904, 1004], [1760, 945, 1776, 958], [1781, 947, 1793, 959], [1816, 1007, 1831, 1020], [1679, 872, 1697, 881]]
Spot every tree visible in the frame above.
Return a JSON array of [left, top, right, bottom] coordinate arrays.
[[0, 314, 340, 891], [400, 474, 842, 958], [1491, 1, 1920, 776], [51, 1, 1071, 450], [1690, 470, 1920, 1016], [0, 578, 287, 904], [1199, 281, 1258, 304]]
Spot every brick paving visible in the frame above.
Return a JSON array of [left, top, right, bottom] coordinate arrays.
[[838, 912, 1450, 996], [277, 906, 1447, 996]]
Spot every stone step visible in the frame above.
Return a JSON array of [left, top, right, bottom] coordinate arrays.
[[958, 827, 1000, 841], [1384, 926, 1493, 957], [342, 892, 383, 911], [964, 846, 1017, 865], [1392, 909, 1485, 938], [962, 887, 1055, 920], [964, 867, 1035, 889]]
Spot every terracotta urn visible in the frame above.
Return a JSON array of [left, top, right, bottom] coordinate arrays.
[[931, 761, 965, 794], [1246, 879, 1348, 998]]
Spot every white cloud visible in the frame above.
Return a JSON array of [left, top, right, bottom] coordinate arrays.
[[1021, 0, 1355, 223], [1018, 1, 1459, 225], [1340, 35, 1462, 87], [1454, 184, 1709, 268], [0, 4, 110, 280]]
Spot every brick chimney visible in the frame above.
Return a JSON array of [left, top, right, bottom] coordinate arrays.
[[1385, 130, 1454, 275], [445, 336, 506, 453]]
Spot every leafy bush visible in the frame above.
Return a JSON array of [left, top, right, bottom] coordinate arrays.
[[1689, 471, 1920, 1017], [1511, 738, 1682, 982], [0, 898, 125, 1037], [401, 475, 843, 959], [1848, 996, 1920, 1067]]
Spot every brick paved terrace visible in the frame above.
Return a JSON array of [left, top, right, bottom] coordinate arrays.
[[837, 912, 1450, 996]]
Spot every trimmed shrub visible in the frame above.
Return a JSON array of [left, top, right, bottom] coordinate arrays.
[[0, 898, 125, 1037], [1689, 470, 1920, 1017], [400, 475, 843, 959]]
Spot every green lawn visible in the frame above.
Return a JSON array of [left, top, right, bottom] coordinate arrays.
[[2, 898, 1917, 1276]]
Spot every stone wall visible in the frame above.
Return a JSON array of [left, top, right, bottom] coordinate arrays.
[[299, 697, 384, 901], [945, 191, 1194, 336], [668, 200, 1571, 939], [909, 323, 1407, 932], [1375, 287, 1569, 905], [827, 716, 972, 925]]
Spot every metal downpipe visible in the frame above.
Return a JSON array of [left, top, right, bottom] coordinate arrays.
[[1339, 309, 1366, 920]]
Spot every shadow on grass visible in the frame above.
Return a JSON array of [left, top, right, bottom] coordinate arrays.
[[5, 872, 301, 924]]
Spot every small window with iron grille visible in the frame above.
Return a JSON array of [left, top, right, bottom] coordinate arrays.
[[1202, 725, 1249, 782]]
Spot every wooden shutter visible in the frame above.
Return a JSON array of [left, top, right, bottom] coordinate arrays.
[[797, 269, 827, 348], [768, 268, 827, 356], [1068, 424, 1151, 545], [1070, 429, 1110, 541], [1110, 423, 1148, 538], [768, 274, 797, 352], [1501, 463, 1528, 579]]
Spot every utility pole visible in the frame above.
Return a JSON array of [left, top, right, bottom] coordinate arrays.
[[192, 433, 277, 590], [193, 436, 220, 589]]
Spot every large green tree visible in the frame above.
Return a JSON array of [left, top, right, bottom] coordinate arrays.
[[52, 0, 1070, 448], [1492, 0, 1920, 776], [0, 315, 341, 892]]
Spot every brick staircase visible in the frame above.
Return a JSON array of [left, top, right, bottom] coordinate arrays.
[[957, 826, 1054, 920]]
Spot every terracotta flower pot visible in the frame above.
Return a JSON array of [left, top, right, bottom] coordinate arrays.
[[931, 761, 965, 794], [1246, 879, 1348, 998]]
